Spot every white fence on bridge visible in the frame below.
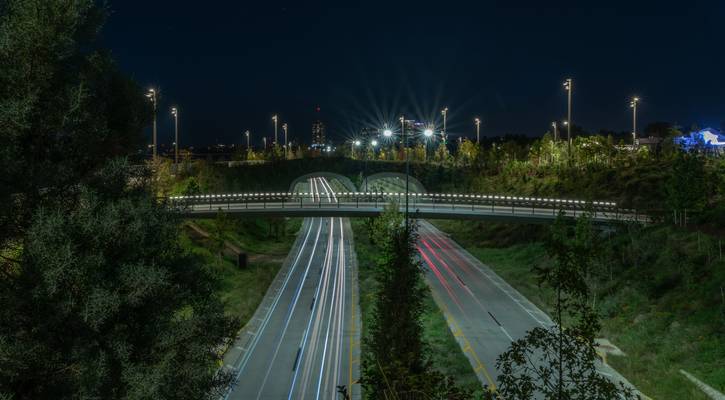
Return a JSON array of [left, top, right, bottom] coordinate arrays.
[[169, 192, 648, 224]]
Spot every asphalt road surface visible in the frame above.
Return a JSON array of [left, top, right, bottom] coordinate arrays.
[[416, 220, 554, 390], [222, 178, 360, 400]]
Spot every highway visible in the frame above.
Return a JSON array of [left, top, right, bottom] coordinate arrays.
[[221, 177, 360, 400], [415, 221, 638, 394], [416, 220, 554, 389]]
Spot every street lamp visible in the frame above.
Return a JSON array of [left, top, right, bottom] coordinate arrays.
[[563, 78, 573, 146], [551, 121, 558, 141], [272, 115, 278, 145], [423, 128, 434, 163], [171, 107, 179, 164], [146, 88, 157, 159], [441, 107, 449, 144], [263, 137, 267, 149], [630, 96, 640, 145], [282, 123, 288, 158], [364, 139, 379, 192], [245, 130, 250, 150], [474, 118, 481, 144], [351, 139, 361, 158], [400, 115, 409, 225]]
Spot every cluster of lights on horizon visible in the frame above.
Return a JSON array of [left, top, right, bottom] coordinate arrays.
[[146, 77, 644, 152]]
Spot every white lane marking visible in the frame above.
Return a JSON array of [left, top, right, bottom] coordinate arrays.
[[287, 178, 340, 399], [420, 221, 552, 328], [253, 220, 324, 399], [500, 326, 514, 341], [224, 218, 318, 400], [288, 217, 336, 398]]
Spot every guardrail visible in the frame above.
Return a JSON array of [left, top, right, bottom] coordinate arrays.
[[168, 192, 649, 223]]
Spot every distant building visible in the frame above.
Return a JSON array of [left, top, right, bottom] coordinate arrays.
[[311, 120, 326, 147], [674, 128, 725, 154]]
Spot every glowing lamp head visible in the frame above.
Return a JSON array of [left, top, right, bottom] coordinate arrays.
[[423, 128, 434, 137], [354, 140, 361, 146], [383, 129, 393, 137], [371, 139, 379, 147]]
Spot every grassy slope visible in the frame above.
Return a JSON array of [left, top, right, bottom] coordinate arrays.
[[350, 218, 483, 395], [181, 217, 301, 325], [431, 219, 725, 400]]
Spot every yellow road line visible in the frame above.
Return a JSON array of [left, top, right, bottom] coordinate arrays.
[[349, 239, 355, 394], [430, 290, 498, 391]]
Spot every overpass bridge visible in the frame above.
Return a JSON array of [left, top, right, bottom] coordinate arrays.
[[169, 191, 647, 224]]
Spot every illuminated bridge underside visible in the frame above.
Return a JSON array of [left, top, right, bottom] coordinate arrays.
[[172, 193, 644, 224]]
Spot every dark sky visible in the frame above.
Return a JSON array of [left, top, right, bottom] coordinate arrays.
[[103, 1, 725, 147]]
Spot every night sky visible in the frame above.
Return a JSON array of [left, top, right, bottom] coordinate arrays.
[[103, 1, 725, 147]]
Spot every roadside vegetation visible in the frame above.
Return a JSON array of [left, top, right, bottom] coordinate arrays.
[[351, 217, 482, 395], [180, 216, 301, 324], [1, 1, 239, 398], [351, 210, 482, 399]]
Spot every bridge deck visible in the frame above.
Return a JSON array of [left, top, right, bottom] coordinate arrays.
[[178, 200, 645, 224]]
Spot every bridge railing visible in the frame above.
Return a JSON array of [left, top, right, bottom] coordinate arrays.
[[168, 191, 647, 222]]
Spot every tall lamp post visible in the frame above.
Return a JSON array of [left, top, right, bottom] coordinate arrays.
[[441, 107, 449, 144], [630, 96, 640, 145], [351, 140, 361, 158], [364, 139, 379, 192], [401, 115, 409, 224], [423, 127, 434, 161], [272, 115, 278, 146], [551, 121, 558, 141], [146, 88, 157, 159], [245, 130, 250, 150], [563, 78, 572, 146], [474, 118, 481, 144], [171, 107, 179, 164], [282, 123, 288, 159]]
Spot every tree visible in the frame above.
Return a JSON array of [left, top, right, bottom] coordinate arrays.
[[183, 178, 202, 197], [361, 205, 471, 399], [363, 207, 428, 394], [490, 214, 637, 400], [0, 2, 237, 398], [412, 143, 427, 162], [457, 139, 479, 167], [211, 210, 233, 263], [0, 160, 237, 399], [0, 0, 148, 249], [433, 142, 452, 165], [665, 151, 708, 218]]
